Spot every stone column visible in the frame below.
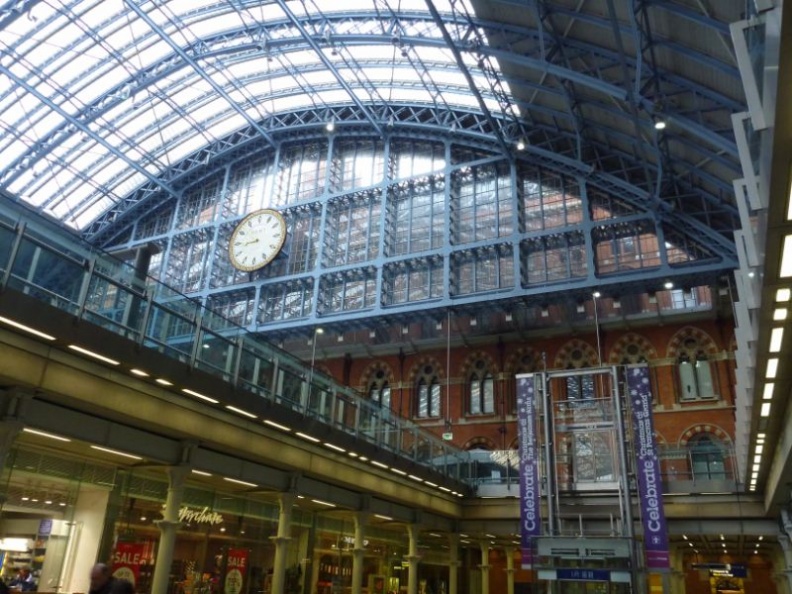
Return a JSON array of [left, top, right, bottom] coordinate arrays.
[[271, 493, 296, 594], [447, 534, 459, 594], [405, 525, 421, 594], [151, 465, 190, 594], [479, 542, 490, 594], [352, 512, 369, 594], [504, 547, 515, 594]]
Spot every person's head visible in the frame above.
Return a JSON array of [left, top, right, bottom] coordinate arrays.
[[90, 564, 111, 591], [18, 569, 30, 579]]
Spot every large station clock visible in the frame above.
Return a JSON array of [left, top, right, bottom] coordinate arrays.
[[228, 209, 286, 271]]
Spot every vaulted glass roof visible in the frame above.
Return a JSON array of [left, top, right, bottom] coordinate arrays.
[[0, 0, 745, 247]]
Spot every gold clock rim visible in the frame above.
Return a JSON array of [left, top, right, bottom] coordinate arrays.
[[228, 208, 286, 272]]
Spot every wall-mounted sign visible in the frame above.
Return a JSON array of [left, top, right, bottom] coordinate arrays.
[[178, 506, 224, 525]]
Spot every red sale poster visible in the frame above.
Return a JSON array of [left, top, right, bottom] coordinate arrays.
[[225, 548, 249, 594], [111, 542, 147, 587]]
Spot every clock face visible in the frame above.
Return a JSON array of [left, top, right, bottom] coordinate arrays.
[[228, 209, 286, 271]]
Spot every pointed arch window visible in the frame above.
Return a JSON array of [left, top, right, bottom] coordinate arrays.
[[416, 365, 441, 418], [469, 365, 494, 415], [368, 369, 391, 410], [679, 350, 715, 400], [688, 435, 726, 479]]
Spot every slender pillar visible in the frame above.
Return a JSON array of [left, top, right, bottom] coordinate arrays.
[[151, 465, 190, 594], [271, 493, 296, 594], [479, 542, 490, 594], [351, 512, 369, 594], [447, 534, 459, 594], [405, 525, 421, 594], [779, 535, 792, 594], [504, 547, 515, 594], [0, 419, 22, 470]]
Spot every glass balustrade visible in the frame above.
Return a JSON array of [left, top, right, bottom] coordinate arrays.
[[0, 210, 471, 484]]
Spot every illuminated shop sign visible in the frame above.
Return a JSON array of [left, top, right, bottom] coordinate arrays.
[[178, 506, 224, 525]]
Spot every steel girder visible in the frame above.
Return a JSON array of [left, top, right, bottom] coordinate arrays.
[[84, 102, 740, 256]]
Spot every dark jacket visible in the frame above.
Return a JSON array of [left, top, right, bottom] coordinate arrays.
[[89, 577, 134, 594]]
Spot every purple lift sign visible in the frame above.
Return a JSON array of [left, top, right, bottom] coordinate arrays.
[[516, 374, 541, 569], [627, 365, 670, 570]]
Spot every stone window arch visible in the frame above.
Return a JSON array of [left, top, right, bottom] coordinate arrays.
[[409, 357, 444, 419]]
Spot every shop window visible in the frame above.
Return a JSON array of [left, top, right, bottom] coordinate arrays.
[[468, 363, 494, 415], [688, 435, 726, 480]]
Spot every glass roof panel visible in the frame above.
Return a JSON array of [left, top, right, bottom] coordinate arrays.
[[0, 0, 523, 230]]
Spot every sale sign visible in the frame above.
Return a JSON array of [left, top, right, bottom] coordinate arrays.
[[225, 548, 249, 594], [111, 542, 147, 587]]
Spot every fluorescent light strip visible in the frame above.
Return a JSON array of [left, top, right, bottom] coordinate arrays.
[[23, 428, 71, 442], [778, 288, 792, 302], [767, 359, 779, 379], [324, 443, 346, 453], [223, 477, 257, 488], [755, 445, 764, 454], [226, 406, 256, 419], [760, 402, 771, 417], [424, 481, 438, 488], [264, 419, 291, 432], [390, 468, 407, 476], [130, 368, 149, 377], [90, 445, 142, 460], [0, 316, 56, 340], [156, 378, 173, 386], [763, 383, 774, 400], [68, 345, 119, 365], [781, 235, 792, 277], [182, 389, 219, 404], [348, 452, 359, 457], [312, 499, 336, 507], [774, 308, 788, 321], [439, 486, 452, 493], [191, 470, 212, 477], [754, 455, 762, 464], [408, 475, 424, 482], [296, 432, 320, 443], [371, 461, 389, 469], [374, 514, 393, 521], [770, 328, 784, 352]]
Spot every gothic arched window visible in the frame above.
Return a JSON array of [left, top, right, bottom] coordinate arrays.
[[416, 364, 441, 418], [688, 435, 726, 480], [469, 361, 494, 415], [368, 369, 391, 410]]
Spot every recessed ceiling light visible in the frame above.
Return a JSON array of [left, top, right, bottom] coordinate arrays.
[[191, 470, 212, 477], [766, 358, 779, 378], [762, 383, 774, 400], [769, 328, 784, 352], [760, 402, 771, 417], [23, 428, 71, 442], [182, 389, 219, 404], [68, 345, 120, 365], [774, 308, 788, 321], [781, 235, 792, 277], [90, 445, 142, 460], [130, 368, 149, 377], [0, 316, 55, 340], [226, 406, 256, 419], [777, 288, 791, 302], [223, 477, 257, 488], [263, 419, 291, 431], [155, 378, 173, 386], [296, 432, 320, 443]]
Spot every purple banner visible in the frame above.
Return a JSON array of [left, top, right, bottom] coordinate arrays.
[[627, 365, 670, 570], [516, 374, 540, 569]]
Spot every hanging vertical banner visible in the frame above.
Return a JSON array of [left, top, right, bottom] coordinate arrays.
[[225, 548, 249, 594], [111, 542, 146, 587], [516, 373, 541, 569], [627, 365, 670, 570]]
